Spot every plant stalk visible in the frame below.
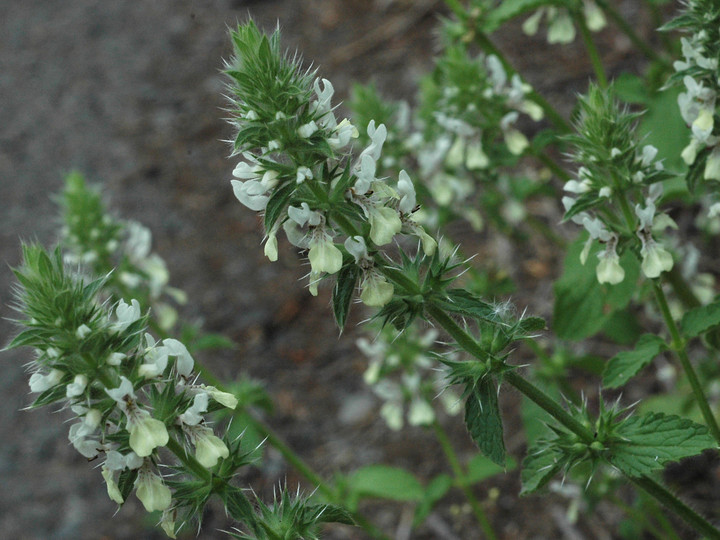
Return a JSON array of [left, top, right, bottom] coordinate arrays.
[[631, 474, 720, 540], [432, 421, 498, 540], [651, 280, 720, 444], [575, 13, 608, 89]]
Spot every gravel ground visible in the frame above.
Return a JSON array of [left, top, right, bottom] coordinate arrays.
[[1, 1, 707, 539]]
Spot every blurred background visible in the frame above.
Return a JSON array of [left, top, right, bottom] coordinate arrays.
[[0, 1, 675, 539]]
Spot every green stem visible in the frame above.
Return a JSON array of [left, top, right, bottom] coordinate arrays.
[[594, 0, 670, 68], [424, 304, 595, 443], [631, 475, 720, 540], [574, 12, 608, 89], [472, 32, 572, 134], [651, 281, 720, 444], [432, 421, 498, 540]]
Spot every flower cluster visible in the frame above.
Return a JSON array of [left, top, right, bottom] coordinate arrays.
[[357, 325, 461, 431], [351, 38, 544, 233], [522, 1, 606, 44], [226, 22, 437, 308], [562, 85, 675, 284], [60, 172, 186, 330], [667, 0, 720, 187], [9, 245, 238, 537]]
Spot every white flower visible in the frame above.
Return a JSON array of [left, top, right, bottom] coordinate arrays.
[[705, 147, 720, 181], [296, 166, 313, 184], [359, 121, 388, 163], [106, 376, 169, 457], [298, 120, 319, 138], [596, 243, 625, 285], [287, 202, 322, 228], [112, 299, 142, 332], [66, 374, 88, 398], [640, 236, 673, 279], [264, 229, 278, 262], [397, 170, 417, 214], [29, 368, 64, 393], [360, 271, 394, 308], [188, 425, 229, 468], [135, 466, 172, 512], [76, 324, 92, 339], [231, 179, 269, 211], [159, 338, 194, 377], [368, 206, 402, 246], [408, 398, 435, 426], [308, 233, 343, 275], [354, 154, 377, 196], [102, 466, 125, 504], [547, 9, 575, 44], [583, 0, 606, 31], [344, 235, 369, 263], [179, 392, 209, 426]]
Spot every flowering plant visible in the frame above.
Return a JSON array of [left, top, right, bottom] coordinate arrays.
[[7, 1, 720, 538]]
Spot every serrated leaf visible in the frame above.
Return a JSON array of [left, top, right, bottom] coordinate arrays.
[[333, 261, 360, 330], [603, 334, 667, 388], [681, 299, 720, 338], [465, 378, 506, 466], [520, 441, 564, 495], [608, 413, 717, 477], [553, 235, 639, 340], [346, 465, 424, 502]]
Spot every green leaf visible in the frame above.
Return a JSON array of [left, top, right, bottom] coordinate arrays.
[[520, 441, 564, 494], [553, 235, 639, 340], [413, 474, 453, 527], [608, 413, 717, 477], [562, 192, 604, 223], [221, 485, 257, 524], [333, 261, 360, 330], [465, 378, 506, 466], [263, 181, 295, 232], [681, 299, 720, 338], [603, 334, 667, 388], [346, 465, 424, 502], [117, 468, 139, 503], [462, 454, 516, 486]]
